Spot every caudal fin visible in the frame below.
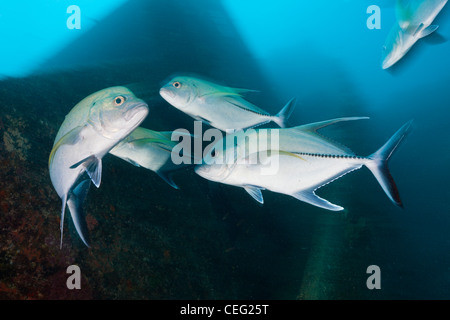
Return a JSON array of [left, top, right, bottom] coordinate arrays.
[[365, 120, 413, 207], [272, 98, 296, 128]]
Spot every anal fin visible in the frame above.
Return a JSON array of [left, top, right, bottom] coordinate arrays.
[[292, 189, 344, 211], [67, 179, 91, 247], [420, 25, 439, 38], [156, 170, 179, 189], [244, 185, 264, 204]]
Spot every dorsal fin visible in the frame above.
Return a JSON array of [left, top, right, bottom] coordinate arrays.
[[293, 117, 369, 132], [223, 96, 270, 116]]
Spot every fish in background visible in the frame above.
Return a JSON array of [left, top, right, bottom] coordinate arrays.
[[159, 75, 296, 131], [196, 119, 413, 211], [49, 87, 149, 247], [109, 127, 195, 189], [382, 0, 448, 69]]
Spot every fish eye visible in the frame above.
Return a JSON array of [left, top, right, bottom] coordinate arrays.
[[114, 96, 125, 106], [173, 81, 181, 88]]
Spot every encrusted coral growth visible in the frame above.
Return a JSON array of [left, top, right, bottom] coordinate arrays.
[[0, 108, 93, 299], [2, 115, 31, 161]]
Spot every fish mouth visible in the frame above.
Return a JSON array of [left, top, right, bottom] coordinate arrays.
[[124, 103, 148, 121], [382, 58, 395, 70], [381, 48, 402, 70], [159, 87, 175, 101]]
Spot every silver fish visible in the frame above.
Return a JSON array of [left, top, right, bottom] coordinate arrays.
[[49, 87, 149, 247], [382, 0, 447, 69], [109, 127, 193, 189], [159, 76, 296, 131], [196, 119, 412, 210]]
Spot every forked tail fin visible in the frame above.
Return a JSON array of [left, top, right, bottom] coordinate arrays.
[[272, 98, 296, 128], [365, 120, 413, 207]]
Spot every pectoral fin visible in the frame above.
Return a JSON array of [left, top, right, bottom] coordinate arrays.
[[291, 189, 344, 211], [232, 88, 259, 95], [420, 25, 439, 38], [70, 155, 102, 188], [409, 24, 438, 39], [200, 85, 258, 98], [223, 96, 269, 116], [412, 23, 425, 37], [278, 150, 306, 161], [244, 185, 264, 204], [129, 138, 176, 151]]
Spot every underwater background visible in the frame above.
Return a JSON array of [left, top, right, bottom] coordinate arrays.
[[0, 0, 449, 299]]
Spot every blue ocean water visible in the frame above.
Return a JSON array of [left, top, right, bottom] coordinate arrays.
[[0, 0, 449, 299], [223, 0, 450, 298]]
